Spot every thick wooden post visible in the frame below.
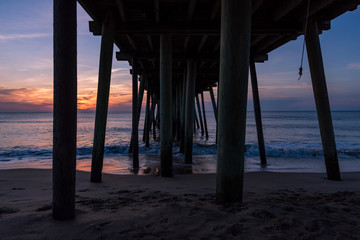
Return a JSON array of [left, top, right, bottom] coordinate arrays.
[[180, 73, 187, 153], [194, 106, 200, 129], [216, 0, 252, 203], [201, 92, 209, 139], [305, 19, 341, 181], [91, 13, 115, 183], [129, 76, 145, 153], [131, 57, 139, 170], [160, 35, 173, 177], [172, 90, 177, 139], [151, 94, 157, 140], [195, 94, 205, 135], [145, 84, 151, 147], [209, 87, 218, 123], [185, 60, 196, 164], [176, 80, 182, 141], [249, 59, 267, 165], [53, 0, 77, 220]]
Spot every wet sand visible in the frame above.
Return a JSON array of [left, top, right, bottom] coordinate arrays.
[[1, 169, 360, 239]]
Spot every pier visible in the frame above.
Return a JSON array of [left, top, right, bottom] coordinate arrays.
[[53, 0, 359, 219]]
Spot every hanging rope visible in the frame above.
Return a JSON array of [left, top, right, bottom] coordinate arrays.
[[298, 0, 311, 80]]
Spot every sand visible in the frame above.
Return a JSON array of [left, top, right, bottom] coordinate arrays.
[[1, 169, 360, 240]]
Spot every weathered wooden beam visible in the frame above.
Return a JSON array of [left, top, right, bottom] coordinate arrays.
[[118, 51, 267, 63], [91, 13, 115, 183], [184, 60, 196, 164], [180, 72, 186, 153], [197, 35, 208, 52], [296, 0, 337, 22], [257, 34, 297, 55], [209, 87, 217, 123], [89, 21, 303, 35], [145, 85, 151, 147], [319, 0, 360, 22], [129, 76, 145, 153], [272, 0, 303, 22], [154, 0, 160, 22], [249, 59, 267, 165], [217, 0, 251, 203], [183, 35, 190, 51], [53, 0, 77, 220], [201, 92, 209, 139], [253, 35, 284, 54], [115, 0, 126, 22], [131, 57, 139, 171], [210, 0, 221, 20], [305, 19, 340, 181], [126, 34, 137, 50], [176, 79, 182, 141], [147, 35, 154, 51], [195, 94, 205, 135], [187, 0, 197, 22], [252, 0, 266, 14], [160, 35, 173, 177]]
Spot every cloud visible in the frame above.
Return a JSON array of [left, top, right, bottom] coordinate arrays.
[[347, 62, 360, 70], [0, 33, 50, 41]]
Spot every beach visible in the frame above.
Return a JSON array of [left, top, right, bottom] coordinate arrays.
[[1, 169, 360, 239]]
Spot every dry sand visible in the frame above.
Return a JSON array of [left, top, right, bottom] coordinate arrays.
[[1, 169, 360, 240]]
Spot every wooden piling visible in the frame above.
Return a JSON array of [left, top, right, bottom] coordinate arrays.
[[131, 56, 139, 170], [176, 80, 182, 141], [180, 72, 186, 153], [249, 59, 267, 165], [145, 84, 151, 147], [195, 94, 205, 135], [305, 19, 341, 181], [129, 76, 145, 153], [184, 60, 196, 164], [194, 106, 200, 130], [172, 90, 177, 139], [160, 35, 173, 177], [53, 0, 77, 220], [151, 94, 157, 140], [201, 92, 209, 139], [90, 13, 114, 183], [216, 0, 252, 203], [209, 87, 218, 123]]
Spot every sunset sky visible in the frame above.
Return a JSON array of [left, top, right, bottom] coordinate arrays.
[[0, 1, 359, 112]]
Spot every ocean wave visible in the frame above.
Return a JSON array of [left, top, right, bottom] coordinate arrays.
[[0, 142, 359, 162]]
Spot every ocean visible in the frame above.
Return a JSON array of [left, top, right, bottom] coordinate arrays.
[[0, 111, 359, 174]]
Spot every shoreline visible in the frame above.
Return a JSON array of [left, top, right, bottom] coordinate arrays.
[[1, 154, 360, 175], [1, 169, 360, 239]]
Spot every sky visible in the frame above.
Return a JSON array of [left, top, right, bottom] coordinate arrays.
[[0, 0, 359, 112]]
